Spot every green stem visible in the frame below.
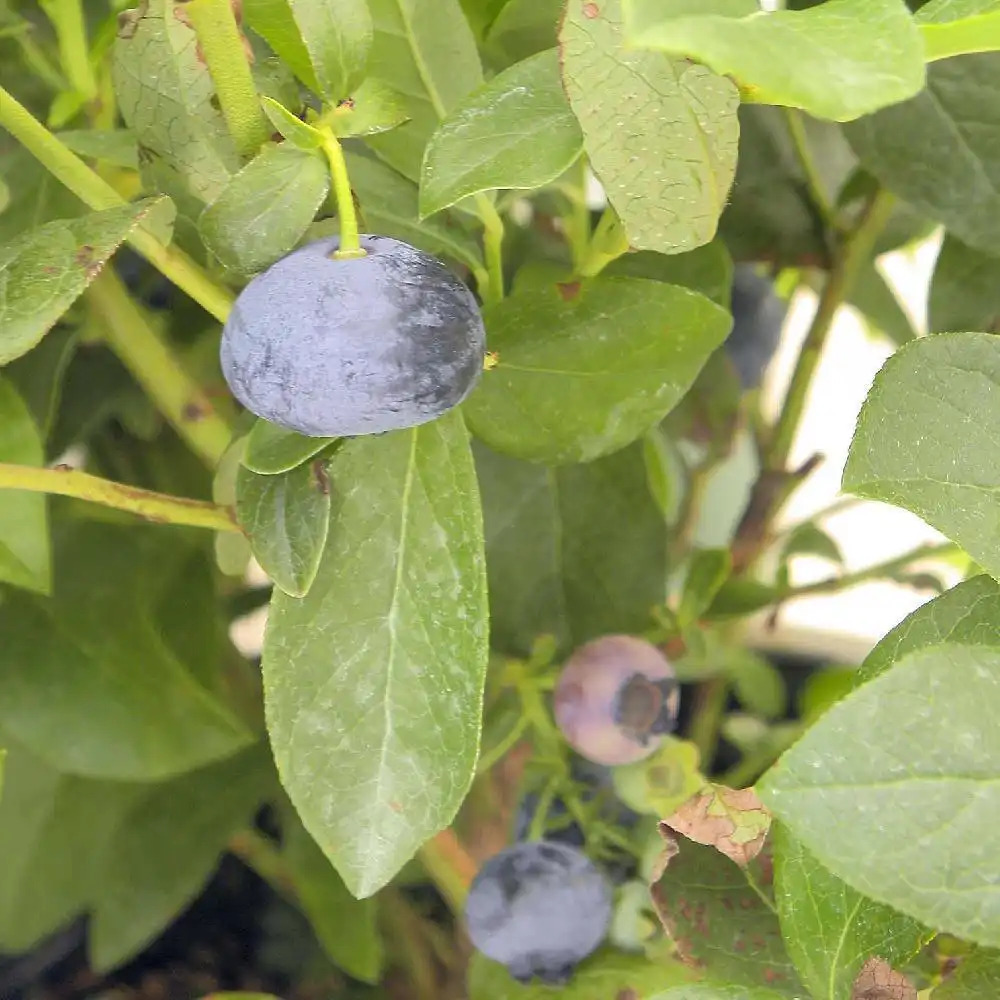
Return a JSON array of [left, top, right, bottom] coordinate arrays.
[[88, 269, 234, 467], [15, 30, 67, 92], [228, 829, 298, 901], [0, 83, 235, 322], [779, 541, 961, 601], [577, 206, 629, 278], [476, 714, 528, 773], [783, 107, 834, 228], [688, 676, 728, 769], [184, 0, 268, 158], [475, 194, 505, 305], [0, 463, 240, 533], [318, 128, 365, 259], [40, 0, 97, 100]]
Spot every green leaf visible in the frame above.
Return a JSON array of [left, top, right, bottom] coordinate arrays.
[[339, 151, 484, 271], [780, 523, 844, 566], [0, 521, 252, 780], [263, 412, 488, 897], [464, 276, 731, 464], [934, 947, 1000, 998], [650, 988, 788, 1000], [199, 143, 329, 276], [918, 0, 1000, 61], [726, 650, 787, 720], [2, 327, 79, 444], [419, 49, 582, 216], [90, 745, 273, 970], [475, 440, 668, 656], [484, 0, 562, 68], [930, 235, 1000, 333], [113, 0, 238, 206], [845, 54, 1000, 254], [0, 738, 143, 952], [758, 641, 1000, 947], [0, 378, 49, 593], [604, 240, 734, 308], [328, 77, 410, 137], [468, 949, 695, 999], [236, 460, 331, 597], [843, 333, 1000, 580], [678, 549, 732, 626], [367, 0, 484, 180], [55, 128, 139, 169], [651, 841, 804, 995], [848, 261, 918, 346], [242, 418, 336, 475], [560, 0, 739, 254], [705, 578, 778, 619], [859, 574, 1000, 683], [625, 0, 925, 123], [772, 824, 927, 1000], [284, 814, 384, 983], [0, 199, 166, 365], [287, 0, 373, 101], [260, 95, 324, 149], [244, 0, 321, 92]]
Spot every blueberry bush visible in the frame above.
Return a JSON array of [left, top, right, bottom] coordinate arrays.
[[1, 0, 999, 997]]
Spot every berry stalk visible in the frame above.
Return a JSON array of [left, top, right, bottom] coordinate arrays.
[[319, 129, 366, 259]]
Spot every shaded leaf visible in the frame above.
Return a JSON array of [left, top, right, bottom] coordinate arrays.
[[929, 235, 1000, 333], [678, 549, 732, 626], [475, 440, 668, 657], [468, 949, 695, 999], [604, 240, 733, 308], [0, 199, 166, 365], [727, 651, 787, 721], [199, 143, 329, 276], [650, 839, 804, 995], [758, 642, 1000, 947], [0, 378, 49, 593], [484, 0, 562, 68], [2, 326, 79, 444], [848, 262, 918, 346], [0, 521, 252, 780], [420, 49, 582, 216], [773, 824, 927, 1000], [933, 946, 1000, 998], [328, 77, 410, 137], [663, 785, 770, 866], [244, 0, 322, 93], [56, 128, 139, 169], [260, 95, 324, 149], [465, 276, 730, 464], [242, 418, 336, 475], [0, 738, 143, 953], [113, 0, 238, 206], [284, 814, 384, 983], [263, 412, 488, 897], [705, 579, 778, 619], [288, 0, 372, 101], [367, 0, 484, 179], [780, 523, 844, 566], [625, 0, 925, 122], [560, 0, 739, 254], [236, 459, 331, 597], [90, 745, 273, 970], [843, 333, 1000, 581], [845, 54, 1000, 254]]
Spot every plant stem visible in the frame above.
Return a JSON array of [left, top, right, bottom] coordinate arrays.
[[689, 677, 728, 768], [732, 188, 896, 571], [184, 0, 268, 158], [779, 541, 961, 601], [0, 84, 235, 322], [319, 128, 365, 258], [228, 829, 298, 901], [40, 0, 97, 101], [0, 463, 240, 533], [782, 108, 834, 228], [87, 269, 233, 467], [418, 829, 477, 915], [475, 194, 505, 304]]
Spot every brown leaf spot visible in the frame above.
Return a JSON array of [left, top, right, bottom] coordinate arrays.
[[182, 400, 209, 422], [583, 1, 600, 17], [337, 97, 356, 110], [616, 990, 638, 1000], [852, 958, 917, 1000], [388, 800, 404, 814], [663, 784, 771, 866], [75, 244, 104, 281], [556, 280, 581, 301]]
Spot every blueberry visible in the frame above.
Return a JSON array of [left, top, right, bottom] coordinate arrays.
[[220, 236, 485, 437], [724, 264, 787, 389], [464, 841, 612, 983], [554, 636, 679, 766]]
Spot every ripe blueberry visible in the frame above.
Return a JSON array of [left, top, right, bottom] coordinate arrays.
[[464, 841, 612, 983], [220, 236, 485, 437], [725, 264, 787, 389], [554, 636, 679, 766]]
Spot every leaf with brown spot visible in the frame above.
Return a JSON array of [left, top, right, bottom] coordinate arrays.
[[663, 784, 771, 866], [650, 839, 804, 997], [851, 958, 917, 1000], [0, 199, 170, 366]]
